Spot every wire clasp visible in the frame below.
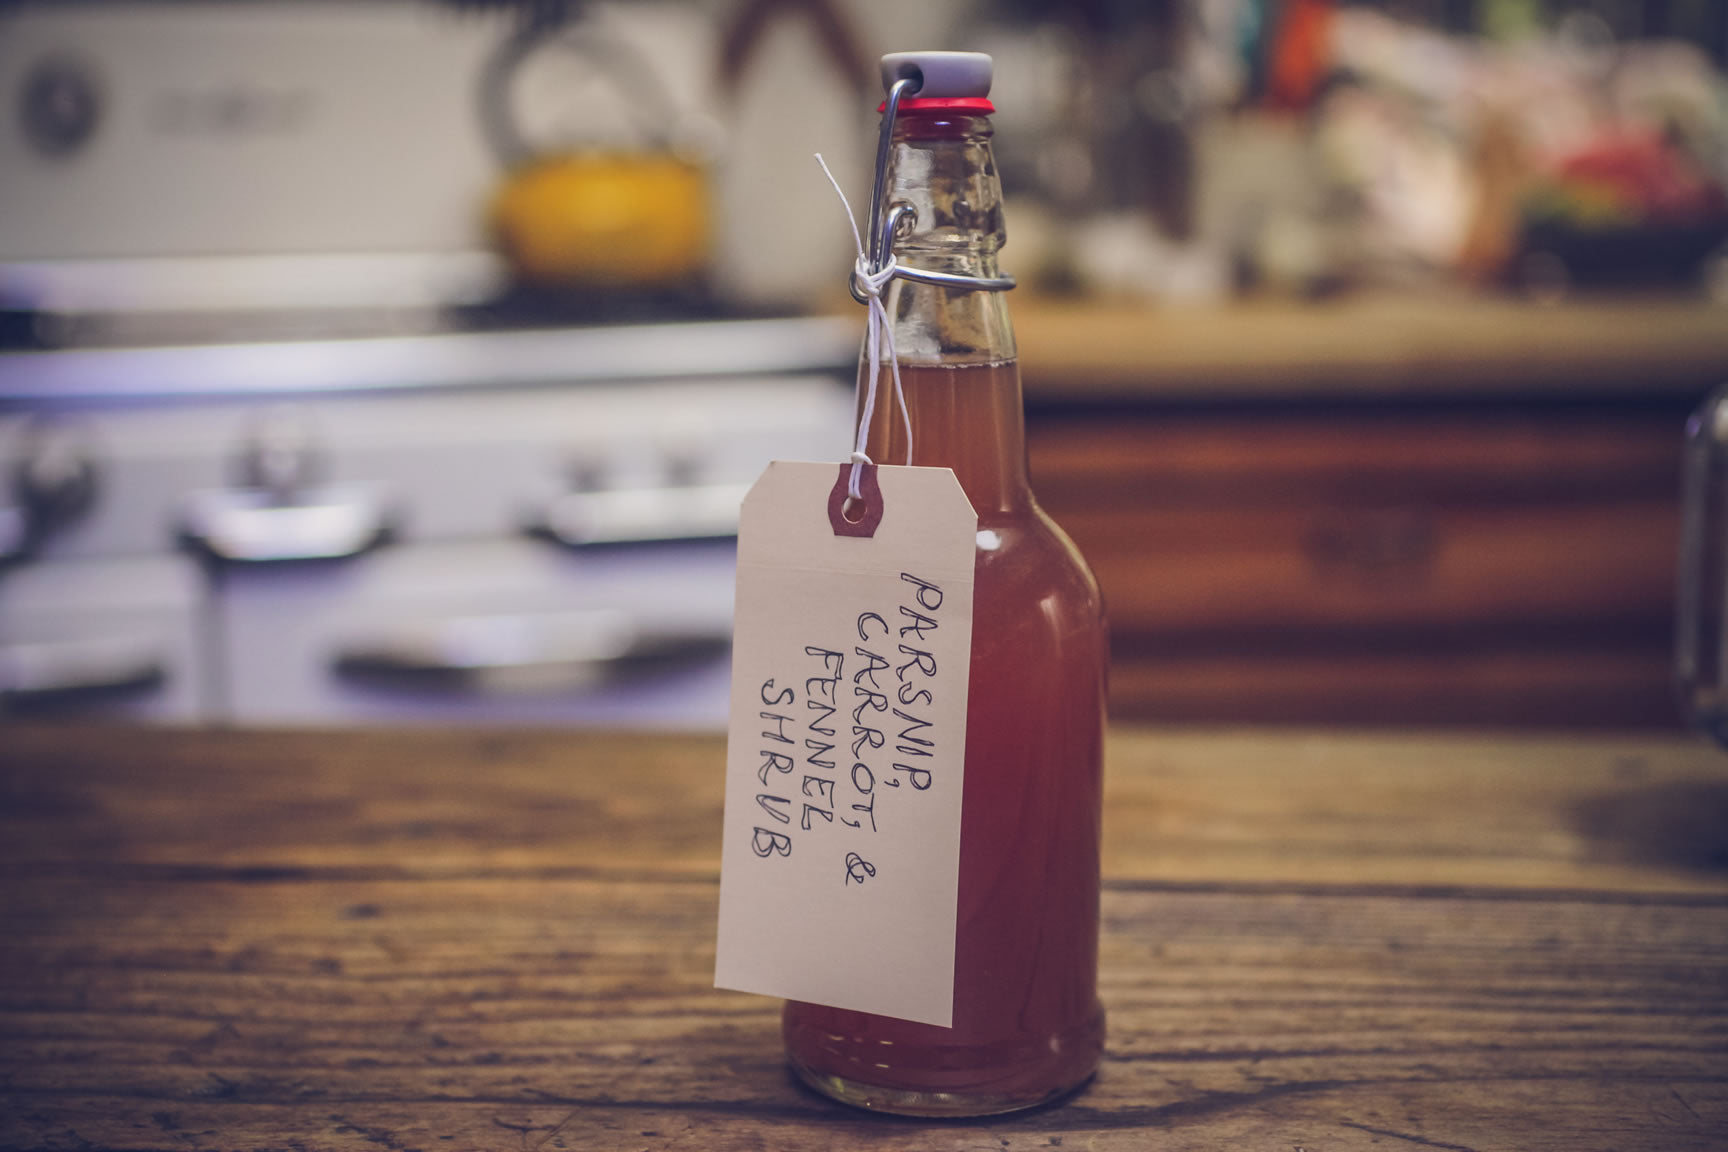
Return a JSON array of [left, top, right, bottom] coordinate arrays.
[[846, 76, 1017, 306]]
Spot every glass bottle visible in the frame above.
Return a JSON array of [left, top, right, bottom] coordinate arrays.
[[782, 57, 1108, 1117]]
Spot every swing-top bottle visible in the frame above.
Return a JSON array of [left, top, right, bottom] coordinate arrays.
[[782, 50, 1108, 1117]]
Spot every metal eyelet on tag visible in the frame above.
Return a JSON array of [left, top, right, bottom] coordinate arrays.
[[827, 462, 882, 537]]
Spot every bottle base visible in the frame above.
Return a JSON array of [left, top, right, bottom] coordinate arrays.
[[787, 1049, 1095, 1118]]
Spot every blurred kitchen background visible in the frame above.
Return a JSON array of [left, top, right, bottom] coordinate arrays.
[[1, 0, 1726, 730]]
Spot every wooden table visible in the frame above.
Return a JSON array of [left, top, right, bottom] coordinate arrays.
[[3, 725, 1727, 1150]]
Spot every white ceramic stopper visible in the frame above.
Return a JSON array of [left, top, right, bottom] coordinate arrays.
[[879, 52, 993, 100]]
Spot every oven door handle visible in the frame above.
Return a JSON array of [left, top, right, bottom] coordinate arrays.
[[181, 487, 391, 562], [0, 636, 167, 706], [330, 610, 730, 693], [537, 483, 750, 547]]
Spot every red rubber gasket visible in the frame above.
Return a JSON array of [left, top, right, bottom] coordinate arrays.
[[875, 97, 995, 113]]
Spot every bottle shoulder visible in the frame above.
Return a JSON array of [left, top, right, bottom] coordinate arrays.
[[974, 502, 1103, 618]]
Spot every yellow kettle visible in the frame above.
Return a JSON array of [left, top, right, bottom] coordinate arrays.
[[492, 152, 707, 287], [481, 13, 709, 290]]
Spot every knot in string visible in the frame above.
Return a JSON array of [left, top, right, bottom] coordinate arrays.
[[815, 153, 913, 501], [852, 254, 897, 302]]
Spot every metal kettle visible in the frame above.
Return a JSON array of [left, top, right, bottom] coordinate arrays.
[[481, 4, 709, 289]]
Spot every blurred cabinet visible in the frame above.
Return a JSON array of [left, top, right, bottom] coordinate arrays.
[[1017, 300, 1721, 728]]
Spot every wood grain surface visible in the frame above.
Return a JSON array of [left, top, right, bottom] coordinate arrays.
[[3, 725, 1727, 1150]]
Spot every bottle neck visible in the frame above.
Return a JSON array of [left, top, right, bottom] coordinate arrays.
[[862, 359, 1030, 516], [862, 108, 1028, 516]]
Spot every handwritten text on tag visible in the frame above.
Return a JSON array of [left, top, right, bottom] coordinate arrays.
[[715, 462, 976, 1028]]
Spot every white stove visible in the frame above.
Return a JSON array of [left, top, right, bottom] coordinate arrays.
[[0, 318, 856, 726], [0, 0, 867, 726]]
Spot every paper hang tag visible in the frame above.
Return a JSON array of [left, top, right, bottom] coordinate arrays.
[[715, 461, 977, 1028]]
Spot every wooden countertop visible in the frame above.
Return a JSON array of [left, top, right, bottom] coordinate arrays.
[[1011, 295, 1728, 401], [3, 725, 1727, 1149]]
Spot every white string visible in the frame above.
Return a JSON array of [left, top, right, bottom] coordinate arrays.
[[814, 153, 913, 500]]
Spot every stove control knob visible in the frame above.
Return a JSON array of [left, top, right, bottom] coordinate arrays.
[[3, 420, 99, 561], [568, 458, 608, 494], [17, 426, 99, 524], [19, 55, 103, 159], [0, 506, 23, 562], [239, 406, 325, 498], [662, 448, 704, 490]]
